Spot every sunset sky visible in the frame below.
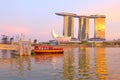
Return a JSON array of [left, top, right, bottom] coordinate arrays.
[[0, 0, 120, 41]]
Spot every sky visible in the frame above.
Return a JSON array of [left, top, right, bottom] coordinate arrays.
[[0, 0, 120, 42]]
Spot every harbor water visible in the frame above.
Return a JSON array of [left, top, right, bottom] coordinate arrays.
[[0, 47, 120, 80]]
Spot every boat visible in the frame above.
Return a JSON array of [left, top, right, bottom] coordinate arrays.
[[33, 45, 64, 53]]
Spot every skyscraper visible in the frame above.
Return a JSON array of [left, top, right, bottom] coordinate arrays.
[[63, 16, 74, 37], [56, 12, 76, 38], [94, 17, 105, 39], [78, 17, 89, 40], [56, 12, 106, 41]]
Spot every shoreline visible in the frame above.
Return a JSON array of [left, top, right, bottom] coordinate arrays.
[[34, 44, 120, 48]]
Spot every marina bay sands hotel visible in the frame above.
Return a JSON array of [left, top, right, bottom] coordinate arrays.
[[56, 12, 106, 40]]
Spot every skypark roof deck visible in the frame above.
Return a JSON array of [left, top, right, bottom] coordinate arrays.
[[55, 12, 76, 16], [56, 12, 106, 18], [89, 15, 106, 18], [74, 15, 89, 18]]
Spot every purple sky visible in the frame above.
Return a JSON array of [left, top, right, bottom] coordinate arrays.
[[0, 0, 120, 41]]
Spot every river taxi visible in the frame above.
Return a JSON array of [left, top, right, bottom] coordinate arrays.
[[33, 45, 64, 53]]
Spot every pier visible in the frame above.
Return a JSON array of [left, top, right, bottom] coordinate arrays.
[[0, 38, 32, 56]]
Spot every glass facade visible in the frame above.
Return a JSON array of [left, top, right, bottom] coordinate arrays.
[[94, 18, 105, 39], [95, 48, 108, 79], [56, 13, 106, 40], [63, 16, 74, 37], [78, 17, 89, 40]]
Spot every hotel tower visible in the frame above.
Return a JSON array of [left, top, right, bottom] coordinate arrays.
[[56, 12, 106, 40]]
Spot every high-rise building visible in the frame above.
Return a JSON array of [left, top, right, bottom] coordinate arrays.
[[56, 12, 76, 38], [63, 16, 74, 37], [78, 17, 89, 40], [94, 17, 105, 39], [56, 12, 106, 41]]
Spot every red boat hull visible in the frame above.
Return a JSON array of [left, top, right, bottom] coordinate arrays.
[[34, 49, 64, 53], [33, 45, 64, 53]]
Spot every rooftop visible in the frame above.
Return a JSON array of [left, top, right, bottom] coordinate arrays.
[[55, 12, 76, 16], [56, 12, 106, 18]]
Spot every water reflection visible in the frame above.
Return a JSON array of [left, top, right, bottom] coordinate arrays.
[[63, 48, 75, 80], [95, 47, 108, 80], [17, 56, 31, 75], [78, 47, 90, 79], [63, 47, 108, 80], [33, 53, 64, 79], [9, 55, 31, 77], [34, 53, 63, 63], [0, 47, 111, 80], [0, 51, 31, 80], [0, 50, 11, 64]]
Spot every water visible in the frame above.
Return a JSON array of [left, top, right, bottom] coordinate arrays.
[[0, 47, 120, 80]]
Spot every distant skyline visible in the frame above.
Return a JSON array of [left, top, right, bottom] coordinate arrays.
[[0, 0, 120, 41]]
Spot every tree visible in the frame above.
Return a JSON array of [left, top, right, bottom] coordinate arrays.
[[33, 39, 37, 44]]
